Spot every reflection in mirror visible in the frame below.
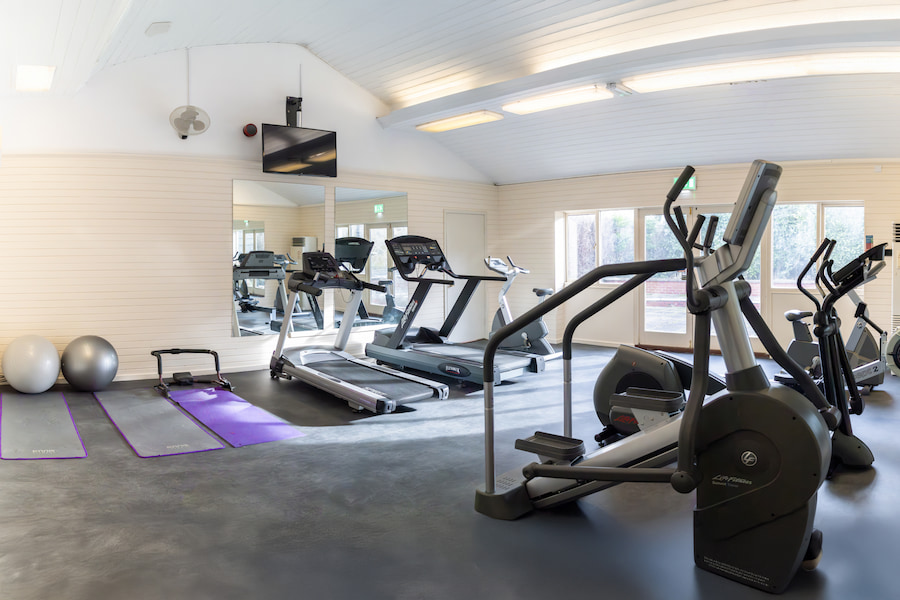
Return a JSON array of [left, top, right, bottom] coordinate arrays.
[[232, 180, 325, 337], [334, 188, 408, 330]]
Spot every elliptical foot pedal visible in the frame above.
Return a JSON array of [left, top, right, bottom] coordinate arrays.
[[612, 387, 685, 412], [515, 432, 585, 462], [594, 426, 622, 447]]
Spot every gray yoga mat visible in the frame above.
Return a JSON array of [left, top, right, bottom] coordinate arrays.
[[0, 392, 87, 460], [94, 389, 225, 457]]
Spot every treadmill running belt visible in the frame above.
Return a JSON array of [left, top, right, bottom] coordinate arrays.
[[310, 360, 436, 403], [409, 343, 533, 369]]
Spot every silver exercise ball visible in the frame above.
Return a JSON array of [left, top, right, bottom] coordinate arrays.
[[2, 335, 61, 394], [61, 335, 119, 392]]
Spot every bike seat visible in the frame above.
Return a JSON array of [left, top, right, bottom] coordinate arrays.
[[784, 310, 813, 322], [533, 288, 554, 297]]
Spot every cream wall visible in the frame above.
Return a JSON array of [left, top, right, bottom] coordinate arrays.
[[497, 160, 899, 350], [1, 152, 896, 384], [0, 153, 499, 381], [335, 195, 408, 226]]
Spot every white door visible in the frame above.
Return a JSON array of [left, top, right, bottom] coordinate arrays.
[[444, 211, 487, 343]]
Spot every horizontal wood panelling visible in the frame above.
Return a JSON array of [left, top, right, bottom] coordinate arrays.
[[0, 153, 498, 382], [498, 159, 900, 346]]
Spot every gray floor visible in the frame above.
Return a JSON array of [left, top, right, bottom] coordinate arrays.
[[1, 345, 897, 599]]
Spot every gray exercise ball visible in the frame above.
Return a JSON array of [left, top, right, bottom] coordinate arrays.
[[61, 335, 119, 392]]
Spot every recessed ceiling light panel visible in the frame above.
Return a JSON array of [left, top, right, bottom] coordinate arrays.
[[15, 65, 56, 92]]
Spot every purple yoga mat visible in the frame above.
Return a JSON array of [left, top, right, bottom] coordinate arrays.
[[167, 388, 304, 447]]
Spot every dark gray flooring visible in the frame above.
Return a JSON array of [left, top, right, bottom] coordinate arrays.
[[0, 345, 897, 599]]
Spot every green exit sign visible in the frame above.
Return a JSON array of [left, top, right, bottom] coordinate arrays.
[[374, 203, 384, 214], [674, 175, 697, 191]]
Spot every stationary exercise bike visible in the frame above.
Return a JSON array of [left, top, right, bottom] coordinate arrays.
[[782, 259, 887, 393], [476, 161, 834, 593], [376, 268, 405, 325], [484, 256, 559, 357]]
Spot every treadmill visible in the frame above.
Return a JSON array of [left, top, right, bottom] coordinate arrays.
[[364, 235, 545, 385], [232, 251, 290, 336], [333, 237, 383, 328], [270, 250, 449, 414]]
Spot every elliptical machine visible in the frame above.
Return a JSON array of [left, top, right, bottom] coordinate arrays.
[[476, 161, 836, 593], [782, 250, 887, 393], [484, 256, 559, 358], [775, 239, 883, 471]]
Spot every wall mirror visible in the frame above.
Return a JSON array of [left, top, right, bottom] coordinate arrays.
[[334, 187, 409, 331], [232, 180, 325, 337]]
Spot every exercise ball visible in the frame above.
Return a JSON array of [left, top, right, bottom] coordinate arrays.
[[2, 335, 61, 394], [61, 335, 119, 392]]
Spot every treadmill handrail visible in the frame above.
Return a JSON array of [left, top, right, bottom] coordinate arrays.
[[482, 258, 688, 382], [394, 271, 454, 285]]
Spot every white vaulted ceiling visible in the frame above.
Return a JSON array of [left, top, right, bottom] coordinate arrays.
[[3, 0, 900, 184]]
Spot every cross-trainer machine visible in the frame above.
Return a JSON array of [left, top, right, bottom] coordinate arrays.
[[270, 250, 448, 414], [476, 161, 836, 593], [484, 256, 560, 359], [774, 238, 884, 471], [781, 244, 887, 393], [364, 236, 545, 385]]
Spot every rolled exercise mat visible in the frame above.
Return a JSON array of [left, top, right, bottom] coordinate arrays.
[[168, 387, 304, 447], [1, 392, 87, 459], [94, 388, 225, 457]]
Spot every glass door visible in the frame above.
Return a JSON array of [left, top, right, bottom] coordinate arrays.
[[638, 206, 765, 352], [366, 223, 409, 315], [639, 210, 690, 348]]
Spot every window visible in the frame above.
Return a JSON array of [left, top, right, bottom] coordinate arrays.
[[599, 210, 635, 270], [772, 204, 817, 287], [824, 205, 865, 272], [336, 224, 365, 239], [566, 209, 635, 282], [566, 213, 596, 280], [771, 203, 863, 288]]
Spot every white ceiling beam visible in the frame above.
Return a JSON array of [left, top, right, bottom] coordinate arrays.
[[377, 20, 900, 130]]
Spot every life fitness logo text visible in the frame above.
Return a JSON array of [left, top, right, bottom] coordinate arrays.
[[712, 475, 753, 487]]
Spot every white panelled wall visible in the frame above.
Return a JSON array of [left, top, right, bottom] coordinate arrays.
[[497, 160, 900, 351], [0, 154, 498, 381], [0, 152, 897, 383]]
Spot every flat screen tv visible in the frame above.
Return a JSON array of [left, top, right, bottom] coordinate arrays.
[[262, 124, 337, 177]]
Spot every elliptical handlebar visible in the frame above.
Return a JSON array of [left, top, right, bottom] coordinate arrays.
[[798, 238, 833, 310], [663, 166, 699, 311]]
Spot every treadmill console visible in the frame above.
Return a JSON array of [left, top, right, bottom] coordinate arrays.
[[334, 237, 375, 273], [302, 251, 343, 277], [237, 250, 277, 268], [387, 236, 448, 275]]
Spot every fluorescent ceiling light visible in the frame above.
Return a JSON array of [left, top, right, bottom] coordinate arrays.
[[502, 85, 614, 115], [16, 65, 56, 92], [622, 52, 900, 93], [415, 110, 503, 132]]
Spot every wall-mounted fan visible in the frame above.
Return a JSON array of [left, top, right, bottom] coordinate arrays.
[[170, 48, 210, 139], [170, 105, 210, 139]]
